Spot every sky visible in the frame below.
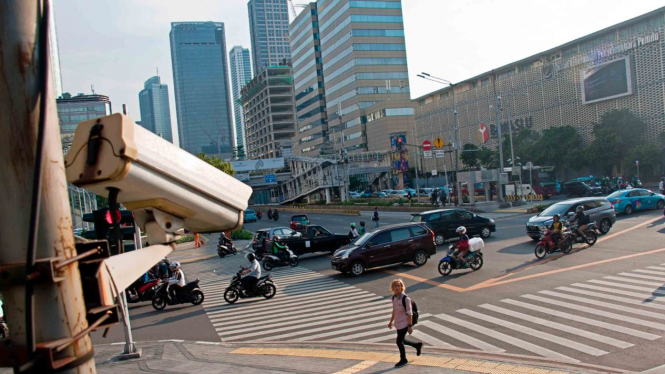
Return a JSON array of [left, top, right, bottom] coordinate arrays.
[[53, 0, 664, 145]]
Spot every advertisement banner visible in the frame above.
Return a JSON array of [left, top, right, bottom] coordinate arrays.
[[231, 158, 285, 172], [390, 133, 408, 173], [235, 173, 250, 182]]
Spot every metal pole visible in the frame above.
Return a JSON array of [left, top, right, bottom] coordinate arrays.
[[495, 94, 505, 202], [412, 128, 421, 203], [0, 0, 96, 371], [451, 83, 462, 205]]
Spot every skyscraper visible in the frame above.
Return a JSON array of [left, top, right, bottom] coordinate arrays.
[[57, 93, 111, 153], [317, 0, 414, 153], [49, 5, 63, 97], [229, 46, 252, 155], [247, 0, 292, 75], [169, 22, 234, 158], [139, 76, 173, 142]]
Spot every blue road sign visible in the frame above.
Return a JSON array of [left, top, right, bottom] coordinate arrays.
[[265, 174, 276, 183]]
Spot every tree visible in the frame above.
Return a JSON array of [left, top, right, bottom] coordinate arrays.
[[196, 153, 235, 176], [532, 126, 582, 180], [477, 146, 498, 169], [501, 128, 541, 167], [622, 143, 660, 179], [588, 109, 646, 175], [460, 143, 480, 170]]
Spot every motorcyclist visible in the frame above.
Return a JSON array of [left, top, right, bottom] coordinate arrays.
[[267, 208, 273, 219], [358, 221, 366, 236], [349, 223, 359, 239], [549, 214, 564, 247], [256, 209, 262, 219], [240, 253, 261, 296], [273, 208, 279, 219], [570, 205, 590, 239], [220, 231, 233, 246], [167, 261, 185, 302], [453, 226, 470, 265], [271, 235, 289, 263]]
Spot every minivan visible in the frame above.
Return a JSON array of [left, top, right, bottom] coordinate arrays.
[[410, 209, 496, 245], [526, 197, 616, 240], [331, 223, 437, 276]]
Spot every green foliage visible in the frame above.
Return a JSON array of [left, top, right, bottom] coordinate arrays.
[[461, 143, 480, 170], [196, 153, 235, 176], [502, 129, 541, 167], [587, 109, 646, 175], [462, 195, 470, 203], [622, 143, 660, 177], [232, 229, 254, 240], [531, 126, 582, 178], [477, 146, 498, 169], [176, 234, 195, 244]]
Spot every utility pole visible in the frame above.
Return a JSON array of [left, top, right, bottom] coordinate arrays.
[[451, 83, 462, 205], [495, 89, 506, 203], [0, 0, 96, 372], [412, 128, 421, 203]]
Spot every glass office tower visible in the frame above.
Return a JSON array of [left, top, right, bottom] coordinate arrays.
[[248, 0, 292, 75], [229, 46, 252, 155], [139, 76, 173, 143]]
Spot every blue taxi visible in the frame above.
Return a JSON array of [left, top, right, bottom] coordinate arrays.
[[243, 209, 258, 223], [606, 189, 665, 215]]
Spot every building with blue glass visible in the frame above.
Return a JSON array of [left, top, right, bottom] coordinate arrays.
[[248, 0, 292, 75], [138, 76, 173, 143], [169, 22, 234, 158], [229, 46, 252, 156]]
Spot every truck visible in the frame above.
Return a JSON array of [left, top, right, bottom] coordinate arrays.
[[277, 225, 351, 255]]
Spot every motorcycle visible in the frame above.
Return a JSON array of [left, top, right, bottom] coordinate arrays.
[[568, 222, 599, 246], [151, 279, 205, 310], [273, 211, 279, 221], [262, 245, 298, 270], [223, 267, 277, 304], [438, 241, 484, 276], [217, 236, 237, 258], [257, 210, 262, 220], [267, 210, 273, 220], [535, 228, 573, 259], [126, 274, 162, 303]]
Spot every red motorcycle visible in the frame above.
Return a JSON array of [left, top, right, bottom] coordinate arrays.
[[535, 228, 572, 259], [126, 275, 162, 303]]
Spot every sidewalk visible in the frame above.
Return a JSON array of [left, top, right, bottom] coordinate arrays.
[[93, 340, 624, 374]]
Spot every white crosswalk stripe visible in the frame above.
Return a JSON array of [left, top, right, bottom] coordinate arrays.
[[179, 251, 665, 365]]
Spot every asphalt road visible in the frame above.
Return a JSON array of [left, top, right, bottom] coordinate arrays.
[[94, 207, 665, 372]]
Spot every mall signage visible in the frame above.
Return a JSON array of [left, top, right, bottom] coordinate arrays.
[[489, 116, 533, 139]]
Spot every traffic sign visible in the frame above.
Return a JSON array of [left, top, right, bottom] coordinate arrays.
[[423, 150, 432, 159], [265, 174, 276, 183], [434, 137, 444, 149], [432, 170, 438, 176], [435, 150, 445, 158], [422, 140, 432, 151]]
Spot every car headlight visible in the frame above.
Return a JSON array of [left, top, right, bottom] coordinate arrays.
[[489, 219, 495, 224]]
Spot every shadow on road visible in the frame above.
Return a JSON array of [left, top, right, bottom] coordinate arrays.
[[498, 241, 537, 255], [132, 308, 207, 330]]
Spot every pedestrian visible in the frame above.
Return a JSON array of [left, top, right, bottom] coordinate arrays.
[[489, 183, 494, 201], [440, 188, 447, 207], [372, 207, 380, 228], [388, 279, 422, 367], [194, 233, 202, 248], [659, 177, 664, 195], [407, 191, 412, 205]]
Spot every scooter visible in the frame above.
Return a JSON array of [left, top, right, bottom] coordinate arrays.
[[223, 267, 277, 304], [438, 241, 484, 276], [151, 279, 205, 310], [126, 274, 162, 303], [535, 228, 573, 259], [257, 210, 262, 220], [262, 245, 298, 270], [217, 236, 237, 258]]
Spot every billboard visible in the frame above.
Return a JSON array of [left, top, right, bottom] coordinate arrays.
[[581, 56, 633, 104], [231, 158, 285, 172]]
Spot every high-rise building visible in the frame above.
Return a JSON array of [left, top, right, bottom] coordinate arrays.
[[57, 93, 111, 153], [241, 66, 297, 159], [290, 2, 331, 157], [317, 0, 414, 153], [169, 22, 234, 158], [247, 0, 292, 75], [49, 5, 63, 98], [229, 46, 252, 155], [138, 76, 173, 142]]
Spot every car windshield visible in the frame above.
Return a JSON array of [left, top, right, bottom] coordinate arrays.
[[410, 215, 423, 222], [352, 232, 373, 246], [539, 203, 570, 217], [608, 190, 625, 198], [245, 210, 255, 214]]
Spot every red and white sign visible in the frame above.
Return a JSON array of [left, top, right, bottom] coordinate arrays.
[[478, 123, 489, 143], [422, 140, 432, 151]]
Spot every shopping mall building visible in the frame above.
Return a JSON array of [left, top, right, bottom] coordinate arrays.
[[413, 7, 664, 172]]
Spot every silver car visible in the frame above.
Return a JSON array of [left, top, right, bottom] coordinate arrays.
[[526, 197, 617, 240]]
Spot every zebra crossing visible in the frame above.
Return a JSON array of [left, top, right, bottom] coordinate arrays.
[[182, 253, 665, 364]]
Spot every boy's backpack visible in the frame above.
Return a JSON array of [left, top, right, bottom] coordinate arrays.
[[393, 294, 419, 326]]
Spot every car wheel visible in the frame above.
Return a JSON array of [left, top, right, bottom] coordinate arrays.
[[413, 251, 428, 266], [599, 218, 611, 235], [152, 297, 166, 310], [224, 288, 239, 304], [438, 261, 452, 276], [435, 233, 446, 245], [625, 205, 633, 215], [657, 200, 665, 210], [350, 261, 365, 276], [191, 290, 204, 305], [480, 226, 491, 239]]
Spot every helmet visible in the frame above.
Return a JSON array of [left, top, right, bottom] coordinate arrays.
[[360, 221, 366, 226], [576, 205, 584, 212], [456, 226, 467, 234], [350, 223, 356, 228], [168, 261, 180, 271], [246, 253, 256, 261], [553, 214, 560, 220], [273, 235, 280, 240]]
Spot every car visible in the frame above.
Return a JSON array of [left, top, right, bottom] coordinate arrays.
[[361, 190, 374, 198], [410, 209, 496, 245], [382, 189, 395, 196], [243, 209, 258, 223], [372, 191, 388, 198], [525, 197, 616, 240], [349, 192, 361, 198], [606, 189, 665, 215], [251, 227, 302, 251], [390, 190, 408, 198], [279, 225, 351, 255], [404, 188, 417, 196], [418, 188, 433, 197], [290, 214, 310, 232], [331, 222, 437, 276], [563, 181, 602, 197]]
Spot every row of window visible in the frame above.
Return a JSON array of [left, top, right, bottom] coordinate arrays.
[[350, 15, 403, 23], [291, 24, 315, 48], [326, 89, 357, 109], [292, 46, 314, 69], [319, 1, 350, 33], [296, 94, 325, 112], [345, 130, 364, 141], [352, 28, 404, 37], [357, 85, 409, 95], [293, 59, 317, 80], [298, 118, 326, 133], [321, 15, 352, 45], [294, 70, 321, 91], [353, 43, 405, 51], [291, 34, 318, 58], [291, 8, 315, 33], [325, 72, 356, 96], [356, 57, 407, 65], [366, 107, 414, 123], [319, 0, 401, 20], [357, 71, 408, 80], [297, 106, 325, 121], [323, 46, 354, 71]]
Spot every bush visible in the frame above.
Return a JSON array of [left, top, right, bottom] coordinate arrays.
[[463, 195, 470, 203], [314, 200, 327, 205], [232, 229, 254, 240], [176, 234, 194, 244], [534, 203, 554, 212]]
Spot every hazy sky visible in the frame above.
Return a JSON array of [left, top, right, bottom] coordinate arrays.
[[54, 0, 664, 144]]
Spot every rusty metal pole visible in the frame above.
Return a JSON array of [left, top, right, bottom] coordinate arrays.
[[0, 0, 96, 372]]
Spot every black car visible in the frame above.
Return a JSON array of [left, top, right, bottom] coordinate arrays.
[[563, 181, 602, 197], [410, 209, 496, 245]]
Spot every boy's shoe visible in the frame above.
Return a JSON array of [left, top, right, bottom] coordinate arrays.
[[395, 360, 408, 368]]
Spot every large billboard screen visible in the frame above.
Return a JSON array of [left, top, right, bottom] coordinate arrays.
[[231, 158, 284, 172], [580, 56, 633, 104]]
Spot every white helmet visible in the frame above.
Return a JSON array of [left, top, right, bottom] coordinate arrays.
[[168, 261, 181, 271], [456, 226, 467, 235]]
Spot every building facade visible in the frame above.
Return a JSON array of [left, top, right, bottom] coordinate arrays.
[[247, 0, 292, 75], [316, 0, 414, 154], [229, 46, 252, 154], [290, 2, 332, 157], [49, 6, 63, 98], [57, 93, 112, 153], [414, 8, 665, 172], [169, 22, 234, 158], [138, 76, 173, 142], [241, 65, 297, 159]]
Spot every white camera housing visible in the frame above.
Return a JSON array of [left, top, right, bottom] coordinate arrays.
[[64, 113, 252, 238]]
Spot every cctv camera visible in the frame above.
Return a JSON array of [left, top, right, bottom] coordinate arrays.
[[64, 113, 252, 245]]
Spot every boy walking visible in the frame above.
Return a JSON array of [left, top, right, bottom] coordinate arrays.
[[388, 279, 422, 367]]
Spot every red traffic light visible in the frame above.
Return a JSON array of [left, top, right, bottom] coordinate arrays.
[[105, 210, 122, 224], [398, 138, 403, 143]]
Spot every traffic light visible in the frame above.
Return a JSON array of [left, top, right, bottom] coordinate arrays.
[[82, 207, 137, 254], [397, 137, 403, 150]]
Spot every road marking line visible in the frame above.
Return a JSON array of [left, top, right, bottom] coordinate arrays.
[[418, 320, 504, 352], [382, 269, 466, 292], [523, 294, 665, 331], [647, 266, 665, 271], [332, 361, 379, 374], [556, 286, 665, 310], [502, 298, 660, 340], [604, 275, 665, 287], [633, 269, 665, 276], [618, 272, 665, 282], [361, 334, 395, 343], [433, 313, 577, 362], [457, 309, 608, 356], [411, 330, 456, 348], [574, 282, 665, 302], [255, 315, 389, 341], [540, 290, 665, 320], [303, 321, 388, 342], [478, 303, 632, 348]]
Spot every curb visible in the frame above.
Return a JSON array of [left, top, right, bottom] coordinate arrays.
[[94, 340, 628, 374]]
